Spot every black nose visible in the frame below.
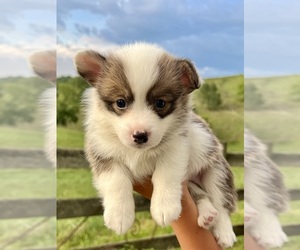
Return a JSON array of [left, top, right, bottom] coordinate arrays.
[[133, 131, 148, 144]]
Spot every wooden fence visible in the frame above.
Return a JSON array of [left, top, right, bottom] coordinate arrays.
[[1, 144, 300, 250]]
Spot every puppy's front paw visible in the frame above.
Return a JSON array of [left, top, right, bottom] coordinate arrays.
[[197, 200, 218, 229], [151, 196, 182, 226], [251, 225, 288, 248], [213, 225, 236, 248], [103, 201, 135, 234]]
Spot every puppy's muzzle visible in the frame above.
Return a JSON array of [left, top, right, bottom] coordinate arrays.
[[132, 131, 148, 144]]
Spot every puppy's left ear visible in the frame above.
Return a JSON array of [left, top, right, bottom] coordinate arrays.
[[29, 51, 56, 85], [74, 50, 106, 87], [177, 59, 201, 94]]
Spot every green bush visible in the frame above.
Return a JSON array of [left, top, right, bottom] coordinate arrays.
[[57, 77, 89, 126], [199, 82, 222, 110]]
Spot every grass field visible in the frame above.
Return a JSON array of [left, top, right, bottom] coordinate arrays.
[[3, 74, 300, 249], [245, 75, 300, 153], [57, 126, 84, 149], [56, 165, 300, 250], [0, 169, 55, 199], [0, 126, 44, 149]]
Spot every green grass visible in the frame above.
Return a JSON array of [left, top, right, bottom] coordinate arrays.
[[277, 235, 300, 250], [245, 75, 300, 151], [57, 168, 96, 199], [0, 217, 55, 249], [245, 110, 300, 150], [280, 167, 300, 189], [195, 109, 244, 147], [232, 167, 244, 189], [56, 166, 300, 250], [0, 169, 55, 199], [0, 126, 44, 149], [202, 75, 244, 110], [57, 126, 84, 149], [280, 201, 300, 225], [246, 75, 300, 109]]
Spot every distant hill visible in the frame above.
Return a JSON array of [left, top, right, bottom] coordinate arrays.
[[245, 75, 300, 151]]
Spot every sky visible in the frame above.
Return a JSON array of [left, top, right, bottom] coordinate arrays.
[[57, 0, 244, 77], [0, 0, 299, 78], [0, 0, 56, 77], [244, 0, 300, 77]]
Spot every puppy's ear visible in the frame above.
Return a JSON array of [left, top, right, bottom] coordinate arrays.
[[177, 59, 201, 94], [29, 51, 56, 85], [74, 50, 106, 86]]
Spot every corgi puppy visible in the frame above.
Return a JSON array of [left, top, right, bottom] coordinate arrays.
[[75, 43, 237, 248], [244, 129, 289, 248]]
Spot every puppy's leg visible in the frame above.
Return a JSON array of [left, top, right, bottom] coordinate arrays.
[[188, 181, 218, 229], [93, 164, 135, 234], [248, 208, 288, 248], [151, 144, 188, 226], [201, 159, 237, 248], [244, 201, 258, 224]]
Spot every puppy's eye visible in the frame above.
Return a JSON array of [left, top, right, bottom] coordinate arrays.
[[155, 99, 166, 109], [116, 99, 127, 109]]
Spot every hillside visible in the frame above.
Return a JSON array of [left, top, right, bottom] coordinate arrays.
[[193, 75, 244, 147], [245, 75, 300, 152]]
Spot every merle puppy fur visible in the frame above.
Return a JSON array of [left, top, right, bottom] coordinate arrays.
[[75, 43, 237, 248], [245, 129, 289, 248]]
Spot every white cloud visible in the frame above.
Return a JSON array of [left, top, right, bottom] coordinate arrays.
[[198, 66, 238, 78], [57, 36, 118, 76]]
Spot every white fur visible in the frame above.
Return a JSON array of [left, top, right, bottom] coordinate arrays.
[[40, 87, 56, 166], [30, 50, 56, 167]]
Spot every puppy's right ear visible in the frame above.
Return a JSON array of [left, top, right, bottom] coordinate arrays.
[[74, 50, 106, 86]]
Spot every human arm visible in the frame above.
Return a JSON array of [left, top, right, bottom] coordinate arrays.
[[134, 179, 221, 250]]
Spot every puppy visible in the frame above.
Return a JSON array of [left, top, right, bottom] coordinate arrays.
[[244, 129, 289, 248], [75, 43, 237, 248], [29, 51, 57, 166]]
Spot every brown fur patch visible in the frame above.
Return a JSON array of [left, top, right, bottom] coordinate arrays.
[[95, 56, 134, 115], [146, 54, 190, 118]]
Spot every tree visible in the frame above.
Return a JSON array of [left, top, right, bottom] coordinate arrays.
[[244, 83, 264, 110], [237, 81, 244, 104], [0, 77, 48, 125], [57, 77, 89, 126], [199, 83, 222, 110]]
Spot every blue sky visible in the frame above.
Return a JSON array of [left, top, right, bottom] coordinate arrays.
[[245, 0, 300, 77], [0, 0, 56, 77], [0, 1, 299, 78], [57, 0, 244, 77]]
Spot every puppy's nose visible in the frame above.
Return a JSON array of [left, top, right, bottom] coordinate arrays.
[[132, 131, 148, 144]]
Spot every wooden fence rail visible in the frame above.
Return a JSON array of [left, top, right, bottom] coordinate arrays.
[[1, 188, 299, 220], [1, 145, 299, 168], [57, 148, 300, 168], [1, 145, 300, 250]]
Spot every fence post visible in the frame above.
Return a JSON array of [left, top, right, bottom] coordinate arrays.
[[266, 143, 273, 157], [223, 142, 227, 157]]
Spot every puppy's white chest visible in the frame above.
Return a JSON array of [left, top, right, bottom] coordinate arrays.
[[125, 154, 156, 180]]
